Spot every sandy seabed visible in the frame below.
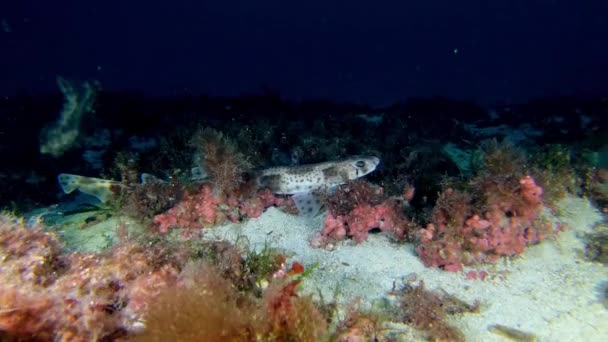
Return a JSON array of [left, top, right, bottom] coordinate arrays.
[[203, 196, 608, 341]]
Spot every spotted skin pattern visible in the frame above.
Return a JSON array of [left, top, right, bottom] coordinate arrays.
[[56, 156, 380, 217], [256, 156, 380, 216]]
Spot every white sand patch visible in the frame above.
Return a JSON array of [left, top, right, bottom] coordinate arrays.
[[204, 196, 608, 341]]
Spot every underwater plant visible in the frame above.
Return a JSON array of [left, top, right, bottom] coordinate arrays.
[[0, 213, 338, 341], [323, 180, 385, 217], [332, 298, 389, 341], [586, 166, 608, 212], [132, 261, 330, 342], [118, 178, 183, 223], [131, 262, 258, 342], [416, 139, 561, 271], [584, 222, 608, 265], [397, 281, 479, 342], [0, 214, 186, 340], [417, 175, 557, 271], [109, 153, 185, 222], [530, 144, 580, 203], [190, 127, 252, 196]]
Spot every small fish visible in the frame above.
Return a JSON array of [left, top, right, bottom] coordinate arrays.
[[256, 155, 380, 217]]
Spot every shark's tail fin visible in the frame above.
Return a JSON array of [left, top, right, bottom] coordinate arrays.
[[57, 173, 120, 202]]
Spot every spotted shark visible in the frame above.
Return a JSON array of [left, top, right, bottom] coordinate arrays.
[[256, 156, 380, 217], [57, 155, 380, 217]]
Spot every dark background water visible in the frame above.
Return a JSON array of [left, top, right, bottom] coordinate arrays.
[[1, 1, 607, 211], [3, 0, 607, 104]]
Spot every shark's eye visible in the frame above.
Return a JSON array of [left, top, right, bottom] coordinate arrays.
[[355, 160, 366, 168]]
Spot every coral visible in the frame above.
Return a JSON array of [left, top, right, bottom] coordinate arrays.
[[0, 217, 66, 339], [324, 180, 385, 217], [153, 184, 291, 237], [311, 180, 414, 246], [417, 176, 558, 271], [225, 188, 289, 222], [191, 127, 252, 196], [0, 287, 56, 339], [47, 248, 180, 339], [317, 200, 412, 245], [0, 215, 66, 287], [0, 215, 188, 340], [153, 183, 221, 236], [415, 140, 561, 271]]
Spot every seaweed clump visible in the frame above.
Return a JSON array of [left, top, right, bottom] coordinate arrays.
[[132, 262, 330, 342], [586, 167, 608, 212], [0, 213, 332, 341], [397, 281, 479, 341], [190, 239, 286, 294], [132, 262, 258, 341], [417, 138, 558, 271], [110, 153, 184, 222], [0, 214, 186, 340], [323, 180, 385, 217], [332, 299, 387, 341], [470, 139, 529, 212], [191, 127, 253, 196], [584, 223, 608, 265], [528, 143, 585, 204]]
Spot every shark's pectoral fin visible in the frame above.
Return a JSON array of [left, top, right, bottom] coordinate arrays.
[[292, 192, 323, 218]]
